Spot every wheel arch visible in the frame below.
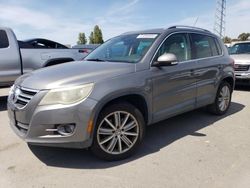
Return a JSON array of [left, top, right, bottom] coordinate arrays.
[[89, 92, 150, 141], [221, 76, 235, 91], [211, 75, 235, 104], [94, 93, 149, 125]]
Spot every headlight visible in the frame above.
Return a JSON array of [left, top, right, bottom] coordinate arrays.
[[9, 85, 15, 95], [39, 83, 94, 106]]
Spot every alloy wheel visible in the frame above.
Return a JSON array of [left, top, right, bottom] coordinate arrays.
[[97, 111, 139, 155], [218, 85, 231, 112]]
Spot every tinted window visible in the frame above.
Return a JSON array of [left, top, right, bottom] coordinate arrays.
[[86, 33, 158, 63], [215, 39, 223, 55], [137, 41, 152, 55], [155, 33, 191, 62], [229, 43, 250, 55], [0, 30, 9, 48], [110, 41, 129, 57], [210, 38, 220, 56], [191, 34, 221, 59]]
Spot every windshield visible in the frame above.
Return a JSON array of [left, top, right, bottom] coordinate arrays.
[[85, 33, 158, 63], [229, 43, 250, 55]]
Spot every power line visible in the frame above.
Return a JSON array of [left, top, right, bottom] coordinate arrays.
[[214, 0, 226, 38]]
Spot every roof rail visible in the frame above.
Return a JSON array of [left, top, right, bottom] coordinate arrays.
[[168, 25, 211, 33]]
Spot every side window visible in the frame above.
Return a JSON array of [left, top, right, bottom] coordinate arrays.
[[191, 34, 222, 59], [214, 38, 223, 55], [0, 30, 9, 48], [209, 38, 220, 56], [155, 33, 191, 62], [191, 34, 212, 59]]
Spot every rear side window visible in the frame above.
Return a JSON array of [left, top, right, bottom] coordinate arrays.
[[0, 30, 9, 48], [214, 39, 222, 55], [191, 34, 221, 59]]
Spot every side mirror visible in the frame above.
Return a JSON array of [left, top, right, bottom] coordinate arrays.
[[153, 53, 178, 67]]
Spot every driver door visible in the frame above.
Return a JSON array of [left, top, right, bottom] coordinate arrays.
[[151, 33, 197, 122]]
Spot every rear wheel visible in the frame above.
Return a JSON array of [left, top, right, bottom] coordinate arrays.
[[91, 102, 145, 161], [208, 81, 232, 115]]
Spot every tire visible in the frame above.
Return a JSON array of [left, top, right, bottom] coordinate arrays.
[[91, 102, 145, 161], [208, 81, 232, 115]]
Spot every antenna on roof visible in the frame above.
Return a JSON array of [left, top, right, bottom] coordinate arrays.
[[193, 17, 199, 26]]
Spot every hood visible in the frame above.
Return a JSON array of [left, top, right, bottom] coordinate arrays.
[[16, 61, 136, 90], [230, 54, 250, 64]]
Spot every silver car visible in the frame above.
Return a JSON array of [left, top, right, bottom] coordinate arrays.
[[8, 26, 235, 160], [229, 41, 250, 85]]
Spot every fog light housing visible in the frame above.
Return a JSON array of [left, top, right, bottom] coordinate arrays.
[[57, 124, 75, 136]]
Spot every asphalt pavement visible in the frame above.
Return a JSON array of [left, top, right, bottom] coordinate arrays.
[[0, 86, 250, 188]]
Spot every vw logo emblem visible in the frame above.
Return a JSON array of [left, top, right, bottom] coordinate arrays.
[[13, 88, 21, 103]]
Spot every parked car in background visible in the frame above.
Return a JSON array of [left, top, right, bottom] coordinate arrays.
[[229, 41, 250, 85], [20, 38, 69, 49], [72, 44, 100, 57], [8, 26, 235, 161], [0, 27, 87, 86]]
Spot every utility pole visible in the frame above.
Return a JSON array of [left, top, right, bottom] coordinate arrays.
[[214, 0, 226, 38]]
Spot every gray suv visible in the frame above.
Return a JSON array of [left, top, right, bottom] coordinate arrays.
[[8, 26, 235, 160]]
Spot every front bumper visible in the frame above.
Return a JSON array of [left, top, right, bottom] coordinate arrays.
[[8, 92, 98, 149], [235, 72, 250, 79], [235, 72, 250, 85]]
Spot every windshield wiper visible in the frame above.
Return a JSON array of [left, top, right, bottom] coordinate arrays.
[[86, 58, 106, 62]]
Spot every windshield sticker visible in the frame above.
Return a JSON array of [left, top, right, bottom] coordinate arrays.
[[137, 34, 158, 39]]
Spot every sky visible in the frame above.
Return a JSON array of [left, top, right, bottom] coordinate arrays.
[[0, 0, 249, 45]]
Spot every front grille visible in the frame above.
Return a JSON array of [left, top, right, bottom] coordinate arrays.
[[12, 87, 38, 109], [235, 64, 250, 72], [16, 121, 29, 135]]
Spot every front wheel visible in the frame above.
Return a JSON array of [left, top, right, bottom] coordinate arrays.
[[91, 102, 145, 161], [208, 81, 232, 115]]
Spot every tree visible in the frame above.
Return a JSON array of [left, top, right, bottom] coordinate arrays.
[[77, 32, 87, 45], [89, 32, 94, 44], [89, 25, 104, 44], [93, 25, 104, 44], [223, 36, 232, 43], [238, 33, 250, 41]]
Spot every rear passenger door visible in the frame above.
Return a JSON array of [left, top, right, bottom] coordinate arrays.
[[190, 33, 223, 107], [151, 33, 197, 122]]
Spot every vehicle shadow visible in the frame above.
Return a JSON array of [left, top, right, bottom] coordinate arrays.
[[29, 101, 245, 169], [0, 96, 8, 112]]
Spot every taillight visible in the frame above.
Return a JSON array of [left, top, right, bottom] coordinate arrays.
[[79, 49, 90, 53]]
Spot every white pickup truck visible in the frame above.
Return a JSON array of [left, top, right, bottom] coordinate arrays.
[[0, 27, 87, 86], [229, 41, 250, 85]]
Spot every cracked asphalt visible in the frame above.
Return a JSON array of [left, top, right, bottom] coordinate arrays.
[[0, 86, 250, 188]]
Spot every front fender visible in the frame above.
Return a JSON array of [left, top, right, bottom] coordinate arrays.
[[87, 89, 152, 145]]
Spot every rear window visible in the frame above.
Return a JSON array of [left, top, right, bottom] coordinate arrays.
[[191, 34, 221, 59], [0, 30, 9, 48]]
